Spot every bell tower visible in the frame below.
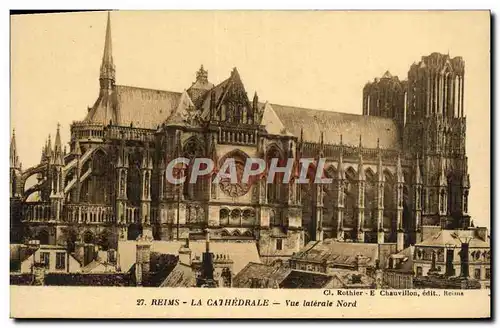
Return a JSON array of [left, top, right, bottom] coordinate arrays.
[[100, 12, 115, 91]]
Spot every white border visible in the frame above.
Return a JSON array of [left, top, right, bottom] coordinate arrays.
[[2, 1, 497, 326]]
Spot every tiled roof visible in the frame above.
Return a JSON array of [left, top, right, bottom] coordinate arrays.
[[271, 104, 401, 149], [329, 268, 375, 288], [164, 91, 197, 127], [85, 85, 183, 129], [260, 102, 293, 136], [417, 230, 490, 248], [159, 262, 196, 287], [118, 240, 261, 275], [44, 273, 133, 286], [81, 260, 116, 273], [279, 270, 334, 289], [292, 239, 379, 267], [115, 85, 182, 129], [233, 262, 291, 288], [388, 246, 414, 273]]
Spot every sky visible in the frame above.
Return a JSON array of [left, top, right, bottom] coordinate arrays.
[[10, 11, 490, 227]]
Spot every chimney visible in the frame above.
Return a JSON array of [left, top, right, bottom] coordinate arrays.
[[202, 229, 214, 281], [460, 242, 470, 279], [205, 229, 210, 253], [445, 248, 455, 277]]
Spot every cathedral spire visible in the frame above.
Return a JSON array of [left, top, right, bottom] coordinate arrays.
[[196, 65, 208, 83], [100, 11, 115, 89], [252, 92, 259, 113], [10, 129, 20, 169], [54, 124, 62, 152], [46, 134, 53, 162], [54, 123, 64, 165]]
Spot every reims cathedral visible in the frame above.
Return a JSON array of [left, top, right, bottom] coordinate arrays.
[[10, 14, 471, 261]]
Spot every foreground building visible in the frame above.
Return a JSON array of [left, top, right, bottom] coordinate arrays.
[[11, 13, 472, 266], [412, 227, 490, 289]]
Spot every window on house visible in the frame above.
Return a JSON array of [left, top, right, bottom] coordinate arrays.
[[40, 252, 50, 268], [474, 268, 481, 280], [416, 266, 423, 277], [485, 268, 491, 279], [276, 239, 283, 251], [56, 253, 66, 270]]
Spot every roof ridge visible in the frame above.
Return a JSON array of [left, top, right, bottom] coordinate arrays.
[[116, 84, 181, 94], [271, 102, 395, 121]]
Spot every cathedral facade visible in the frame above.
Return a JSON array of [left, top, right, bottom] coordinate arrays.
[[10, 14, 471, 262]]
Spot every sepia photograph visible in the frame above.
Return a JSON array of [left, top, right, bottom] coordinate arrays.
[[9, 10, 491, 318]]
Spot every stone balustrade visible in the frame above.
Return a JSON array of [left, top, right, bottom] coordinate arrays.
[[301, 141, 402, 161], [22, 202, 52, 222], [218, 128, 257, 145], [63, 204, 114, 224], [71, 121, 105, 142], [104, 125, 156, 142]]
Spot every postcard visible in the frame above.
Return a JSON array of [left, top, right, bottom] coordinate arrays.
[[9, 10, 491, 319]]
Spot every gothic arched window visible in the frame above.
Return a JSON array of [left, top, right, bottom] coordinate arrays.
[[266, 146, 284, 204], [440, 189, 446, 212], [220, 208, 229, 226], [183, 137, 205, 200]]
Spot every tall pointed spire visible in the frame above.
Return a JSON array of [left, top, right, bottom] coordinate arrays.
[[100, 11, 115, 89], [46, 134, 53, 162], [10, 129, 20, 169], [54, 123, 64, 165], [252, 91, 259, 114], [54, 123, 62, 153]]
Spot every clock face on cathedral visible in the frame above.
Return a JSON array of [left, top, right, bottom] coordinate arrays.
[[219, 159, 251, 197]]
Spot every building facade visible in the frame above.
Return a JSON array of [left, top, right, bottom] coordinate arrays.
[[412, 228, 490, 289], [10, 14, 472, 264]]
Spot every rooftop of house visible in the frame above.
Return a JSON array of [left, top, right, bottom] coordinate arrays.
[[386, 246, 414, 273], [291, 239, 379, 268], [233, 262, 291, 288], [159, 262, 196, 288], [279, 269, 335, 289], [416, 228, 490, 248], [118, 239, 261, 275], [329, 268, 375, 288]]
